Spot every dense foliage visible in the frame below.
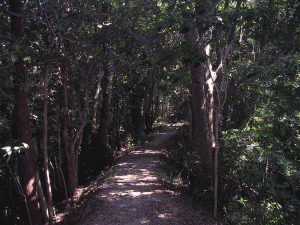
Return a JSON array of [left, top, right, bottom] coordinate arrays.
[[0, 0, 299, 224]]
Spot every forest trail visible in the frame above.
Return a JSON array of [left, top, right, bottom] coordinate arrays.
[[61, 124, 215, 225]]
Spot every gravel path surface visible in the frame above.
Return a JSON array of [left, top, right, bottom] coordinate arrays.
[[77, 125, 215, 225]]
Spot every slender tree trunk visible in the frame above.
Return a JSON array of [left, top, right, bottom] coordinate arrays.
[[59, 67, 87, 197], [60, 71, 75, 197], [36, 171, 49, 223], [59, 68, 75, 197], [9, 0, 43, 223], [75, 74, 88, 186], [144, 70, 155, 134], [85, 66, 102, 136], [113, 94, 121, 152], [98, 59, 113, 147], [131, 95, 144, 138], [92, 80, 102, 130], [213, 111, 220, 218], [206, 69, 216, 151], [80, 71, 101, 179], [154, 94, 159, 119], [144, 99, 151, 134], [43, 63, 53, 224], [56, 110, 69, 200], [111, 95, 116, 153], [161, 99, 164, 119]]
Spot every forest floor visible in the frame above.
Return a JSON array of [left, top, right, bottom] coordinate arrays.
[[54, 123, 217, 225]]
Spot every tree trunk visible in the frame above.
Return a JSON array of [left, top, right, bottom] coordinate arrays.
[[65, 145, 77, 197], [185, 0, 241, 198], [10, 0, 43, 223], [43, 63, 53, 224], [92, 80, 102, 130], [144, 99, 152, 134], [144, 70, 155, 134], [131, 95, 144, 138], [190, 63, 212, 190], [36, 171, 49, 224], [113, 95, 121, 152], [98, 59, 113, 147], [59, 67, 87, 197], [206, 71, 216, 151], [186, 24, 212, 191], [60, 70, 75, 197]]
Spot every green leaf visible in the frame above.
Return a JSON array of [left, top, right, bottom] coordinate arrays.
[[2, 146, 12, 162], [13, 146, 21, 152], [1, 146, 12, 153], [22, 143, 29, 149]]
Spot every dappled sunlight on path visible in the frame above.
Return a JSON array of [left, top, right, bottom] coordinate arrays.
[[78, 126, 214, 225]]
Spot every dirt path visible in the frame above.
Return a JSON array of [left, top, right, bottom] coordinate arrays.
[[76, 125, 215, 225]]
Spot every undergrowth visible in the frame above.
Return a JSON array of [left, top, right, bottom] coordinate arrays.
[[160, 124, 213, 202]]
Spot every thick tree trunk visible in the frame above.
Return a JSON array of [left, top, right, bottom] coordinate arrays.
[[14, 82, 43, 224], [65, 145, 77, 197], [186, 25, 212, 191], [190, 63, 212, 190], [10, 0, 43, 224]]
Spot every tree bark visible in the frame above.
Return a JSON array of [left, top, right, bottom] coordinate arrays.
[[189, 45, 211, 188], [144, 70, 155, 134], [60, 68, 75, 197], [98, 58, 113, 147], [43, 62, 53, 224], [59, 67, 87, 197], [92, 80, 101, 130], [131, 95, 144, 138], [9, 0, 43, 223], [184, 5, 214, 191], [189, 61, 212, 190]]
